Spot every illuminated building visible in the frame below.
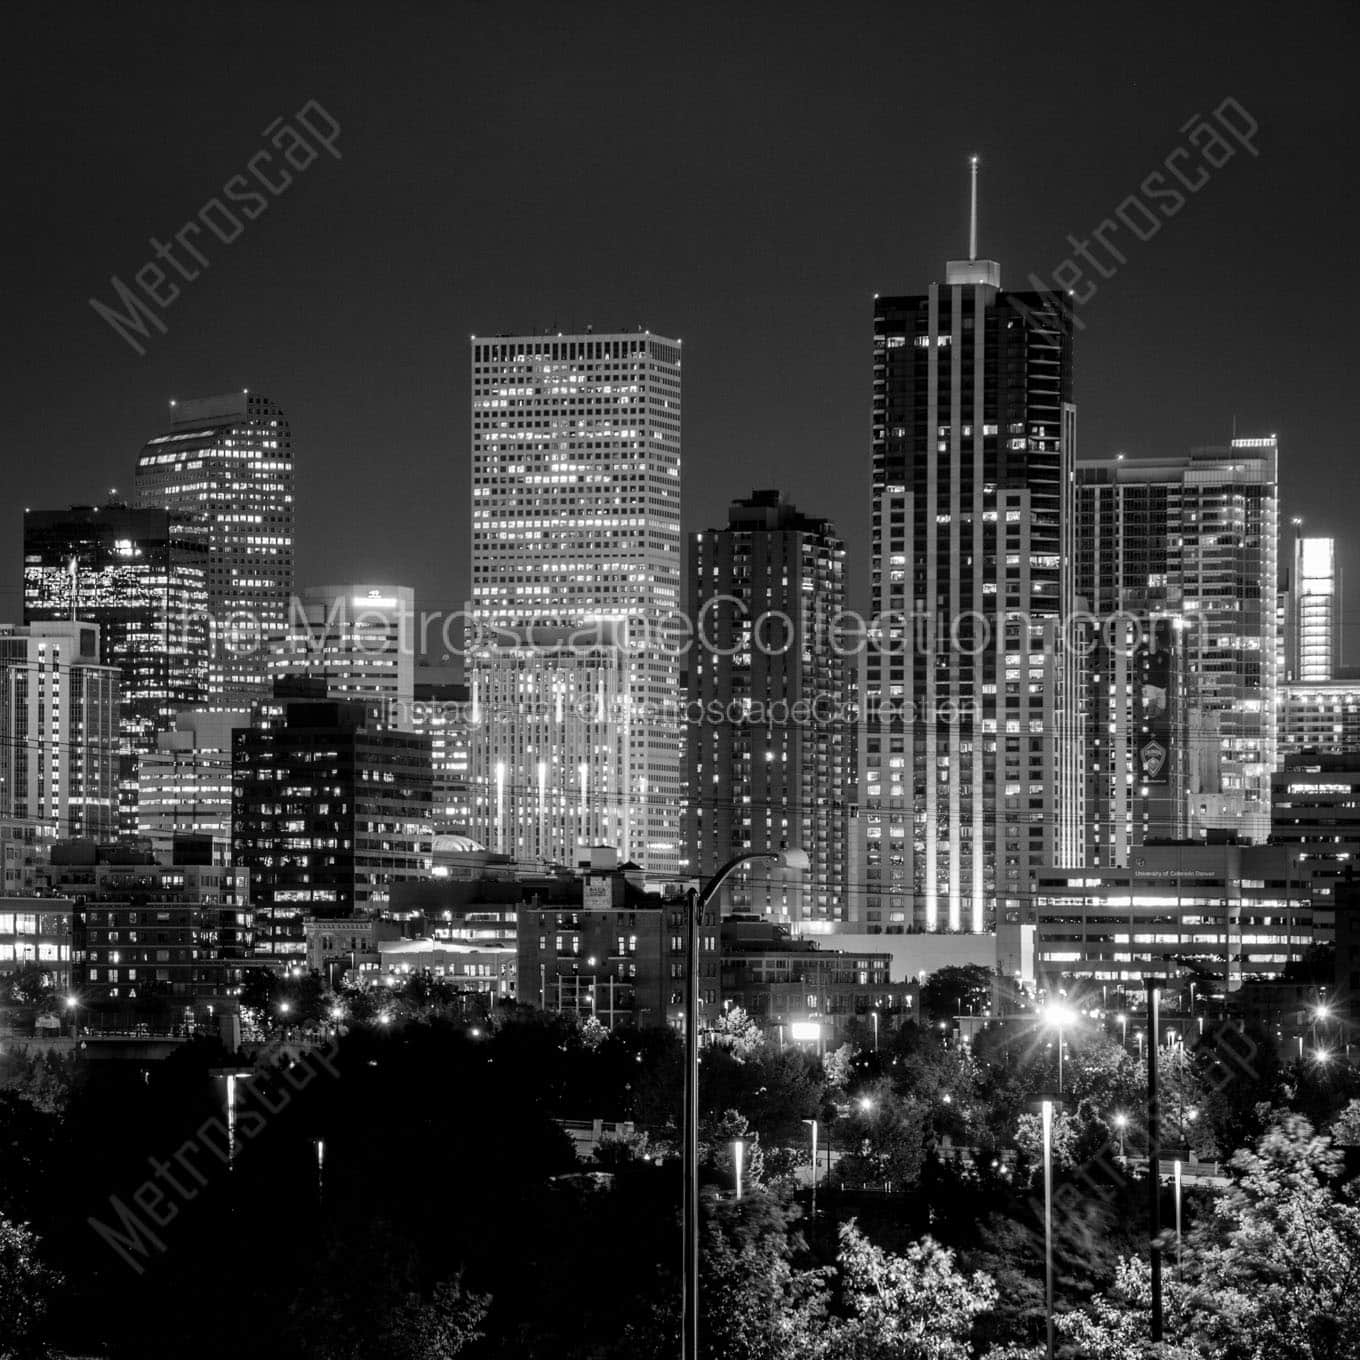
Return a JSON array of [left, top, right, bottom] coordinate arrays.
[[136, 709, 249, 864], [864, 162, 1080, 935], [409, 672, 471, 833], [269, 584, 414, 725], [1279, 681, 1360, 758], [231, 688, 433, 964], [23, 502, 210, 830], [1270, 753, 1360, 936], [0, 622, 119, 842], [0, 900, 72, 990], [1285, 533, 1339, 682], [468, 331, 683, 872], [135, 391, 294, 704], [1034, 843, 1312, 990], [1077, 438, 1280, 843], [40, 845, 251, 1003], [1081, 617, 1189, 865], [687, 490, 850, 922], [469, 626, 627, 863]]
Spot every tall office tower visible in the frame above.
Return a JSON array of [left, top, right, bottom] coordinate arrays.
[[232, 687, 432, 963], [1284, 533, 1340, 682], [135, 392, 294, 705], [1279, 681, 1360, 758], [1083, 617, 1189, 865], [863, 171, 1079, 935], [269, 584, 415, 726], [468, 331, 683, 872], [687, 491, 850, 922], [23, 502, 210, 831], [0, 623, 119, 841], [136, 709, 249, 864], [1076, 437, 1280, 842], [411, 670, 471, 834]]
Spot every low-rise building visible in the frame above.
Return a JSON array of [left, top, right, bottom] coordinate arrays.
[[0, 898, 73, 990], [720, 917, 915, 1042], [1033, 842, 1313, 994]]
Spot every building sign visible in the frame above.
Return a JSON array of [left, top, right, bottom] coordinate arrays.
[[1139, 625, 1173, 784], [583, 878, 612, 911]]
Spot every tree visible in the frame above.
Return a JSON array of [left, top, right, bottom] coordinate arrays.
[[710, 1004, 764, 1061], [0, 1215, 60, 1360], [835, 1079, 929, 1192], [701, 1109, 766, 1190], [824, 1043, 855, 1090], [1014, 1108, 1079, 1178], [919, 965, 994, 1023], [1177, 1112, 1360, 1360], [1331, 1098, 1360, 1147], [1, 964, 58, 1010], [822, 1220, 997, 1359], [379, 1274, 490, 1360]]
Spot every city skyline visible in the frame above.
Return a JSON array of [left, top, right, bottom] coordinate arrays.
[[7, 4, 1359, 642]]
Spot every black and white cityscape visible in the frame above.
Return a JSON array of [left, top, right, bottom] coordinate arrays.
[[5, 3, 1360, 1357]]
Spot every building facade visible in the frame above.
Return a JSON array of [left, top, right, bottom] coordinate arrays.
[[863, 242, 1079, 934], [1285, 533, 1339, 683], [231, 691, 433, 963], [688, 490, 850, 922], [0, 623, 119, 842], [1270, 753, 1360, 934], [1076, 438, 1280, 844], [23, 502, 210, 830], [135, 709, 249, 864], [1034, 843, 1312, 993], [468, 331, 683, 873], [1279, 681, 1360, 759], [270, 584, 415, 725], [409, 674, 472, 834], [135, 392, 294, 704]]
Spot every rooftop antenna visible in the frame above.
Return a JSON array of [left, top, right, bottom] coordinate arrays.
[[969, 154, 980, 261]]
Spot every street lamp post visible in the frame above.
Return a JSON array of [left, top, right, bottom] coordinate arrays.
[[1041, 1097, 1056, 1360], [683, 847, 808, 1360], [871, 1007, 879, 1053], [1042, 1002, 1077, 1094], [1145, 977, 1165, 1344], [732, 1139, 744, 1201], [802, 1118, 818, 1221], [1174, 1157, 1183, 1282], [1114, 1111, 1128, 1160]]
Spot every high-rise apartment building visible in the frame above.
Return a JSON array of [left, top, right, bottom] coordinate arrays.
[[232, 688, 432, 963], [269, 584, 415, 726], [1279, 682, 1360, 758], [1271, 753, 1360, 936], [863, 217, 1079, 934], [23, 502, 210, 829], [468, 331, 683, 872], [0, 623, 119, 841], [135, 392, 294, 704], [1076, 438, 1280, 843], [688, 491, 850, 922]]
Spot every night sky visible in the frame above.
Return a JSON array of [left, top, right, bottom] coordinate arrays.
[[7, 0, 1359, 652]]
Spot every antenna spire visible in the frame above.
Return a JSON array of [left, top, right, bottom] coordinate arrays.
[[968, 154, 980, 260]]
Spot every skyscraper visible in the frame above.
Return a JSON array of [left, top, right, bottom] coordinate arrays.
[[862, 177, 1079, 934], [0, 622, 119, 841], [410, 669, 472, 835], [1076, 438, 1280, 842], [1284, 532, 1339, 683], [688, 490, 850, 922], [468, 331, 683, 872], [135, 391, 294, 704], [23, 502, 210, 830], [232, 686, 433, 963]]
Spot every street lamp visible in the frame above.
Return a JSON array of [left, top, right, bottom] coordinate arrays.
[[871, 1007, 880, 1052], [732, 1139, 745, 1201], [1116, 1012, 1128, 1047], [1113, 1111, 1128, 1159], [1041, 1097, 1056, 1360], [1174, 1158, 1183, 1281], [1041, 1002, 1077, 1094], [64, 995, 79, 1039], [683, 847, 809, 1360], [802, 1117, 819, 1221]]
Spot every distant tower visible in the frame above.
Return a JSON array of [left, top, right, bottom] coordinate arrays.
[[467, 331, 683, 871], [1285, 527, 1339, 682], [1076, 436, 1280, 844], [688, 491, 850, 923], [861, 157, 1079, 934], [135, 392, 294, 705]]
